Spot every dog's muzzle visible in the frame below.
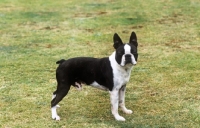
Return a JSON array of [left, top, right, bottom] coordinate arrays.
[[125, 54, 136, 65], [125, 54, 132, 64]]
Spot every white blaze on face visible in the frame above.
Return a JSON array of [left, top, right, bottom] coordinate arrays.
[[124, 44, 131, 54], [120, 44, 137, 66]]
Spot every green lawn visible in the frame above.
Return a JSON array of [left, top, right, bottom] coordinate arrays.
[[0, 0, 200, 127]]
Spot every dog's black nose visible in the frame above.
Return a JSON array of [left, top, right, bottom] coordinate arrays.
[[125, 54, 131, 58]]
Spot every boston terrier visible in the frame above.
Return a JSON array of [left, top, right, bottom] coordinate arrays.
[[51, 31, 138, 121]]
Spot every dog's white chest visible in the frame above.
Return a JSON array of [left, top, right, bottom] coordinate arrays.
[[109, 52, 133, 89], [113, 67, 131, 88]]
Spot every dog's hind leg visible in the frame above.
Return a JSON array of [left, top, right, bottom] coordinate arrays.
[[51, 83, 71, 120], [51, 103, 61, 120], [52, 92, 60, 108], [119, 85, 133, 114]]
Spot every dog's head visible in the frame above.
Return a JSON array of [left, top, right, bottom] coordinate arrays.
[[113, 31, 138, 67]]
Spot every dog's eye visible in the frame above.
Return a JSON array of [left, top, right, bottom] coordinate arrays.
[[131, 49, 135, 53], [131, 49, 133, 53], [117, 51, 124, 55]]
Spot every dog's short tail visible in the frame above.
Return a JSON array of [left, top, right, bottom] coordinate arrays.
[[56, 59, 65, 64]]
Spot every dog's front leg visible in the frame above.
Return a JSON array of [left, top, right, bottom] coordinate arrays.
[[110, 89, 125, 121], [119, 85, 133, 114]]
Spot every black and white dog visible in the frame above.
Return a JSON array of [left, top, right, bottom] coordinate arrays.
[[51, 32, 138, 121]]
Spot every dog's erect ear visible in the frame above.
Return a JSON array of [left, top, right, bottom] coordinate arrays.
[[129, 31, 138, 47], [113, 33, 123, 49]]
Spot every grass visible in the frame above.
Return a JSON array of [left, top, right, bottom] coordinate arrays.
[[0, 0, 200, 127]]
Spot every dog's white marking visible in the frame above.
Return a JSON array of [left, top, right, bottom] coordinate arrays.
[[52, 94, 56, 100], [109, 51, 133, 88], [121, 44, 137, 66], [52, 94, 60, 107], [51, 105, 60, 120], [109, 90, 126, 121], [51, 94, 60, 120], [90, 81, 108, 91], [124, 44, 131, 54], [119, 87, 133, 114], [108, 50, 134, 121], [75, 82, 82, 90]]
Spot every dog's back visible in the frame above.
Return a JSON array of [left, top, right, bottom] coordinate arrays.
[[55, 57, 113, 87]]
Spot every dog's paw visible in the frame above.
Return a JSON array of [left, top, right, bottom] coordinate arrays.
[[124, 109, 133, 114], [52, 115, 60, 121], [115, 115, 126, 121]]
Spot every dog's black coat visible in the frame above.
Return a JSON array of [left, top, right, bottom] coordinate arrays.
[[51, 57, 115, 108], [55, 57, 113, 92]]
